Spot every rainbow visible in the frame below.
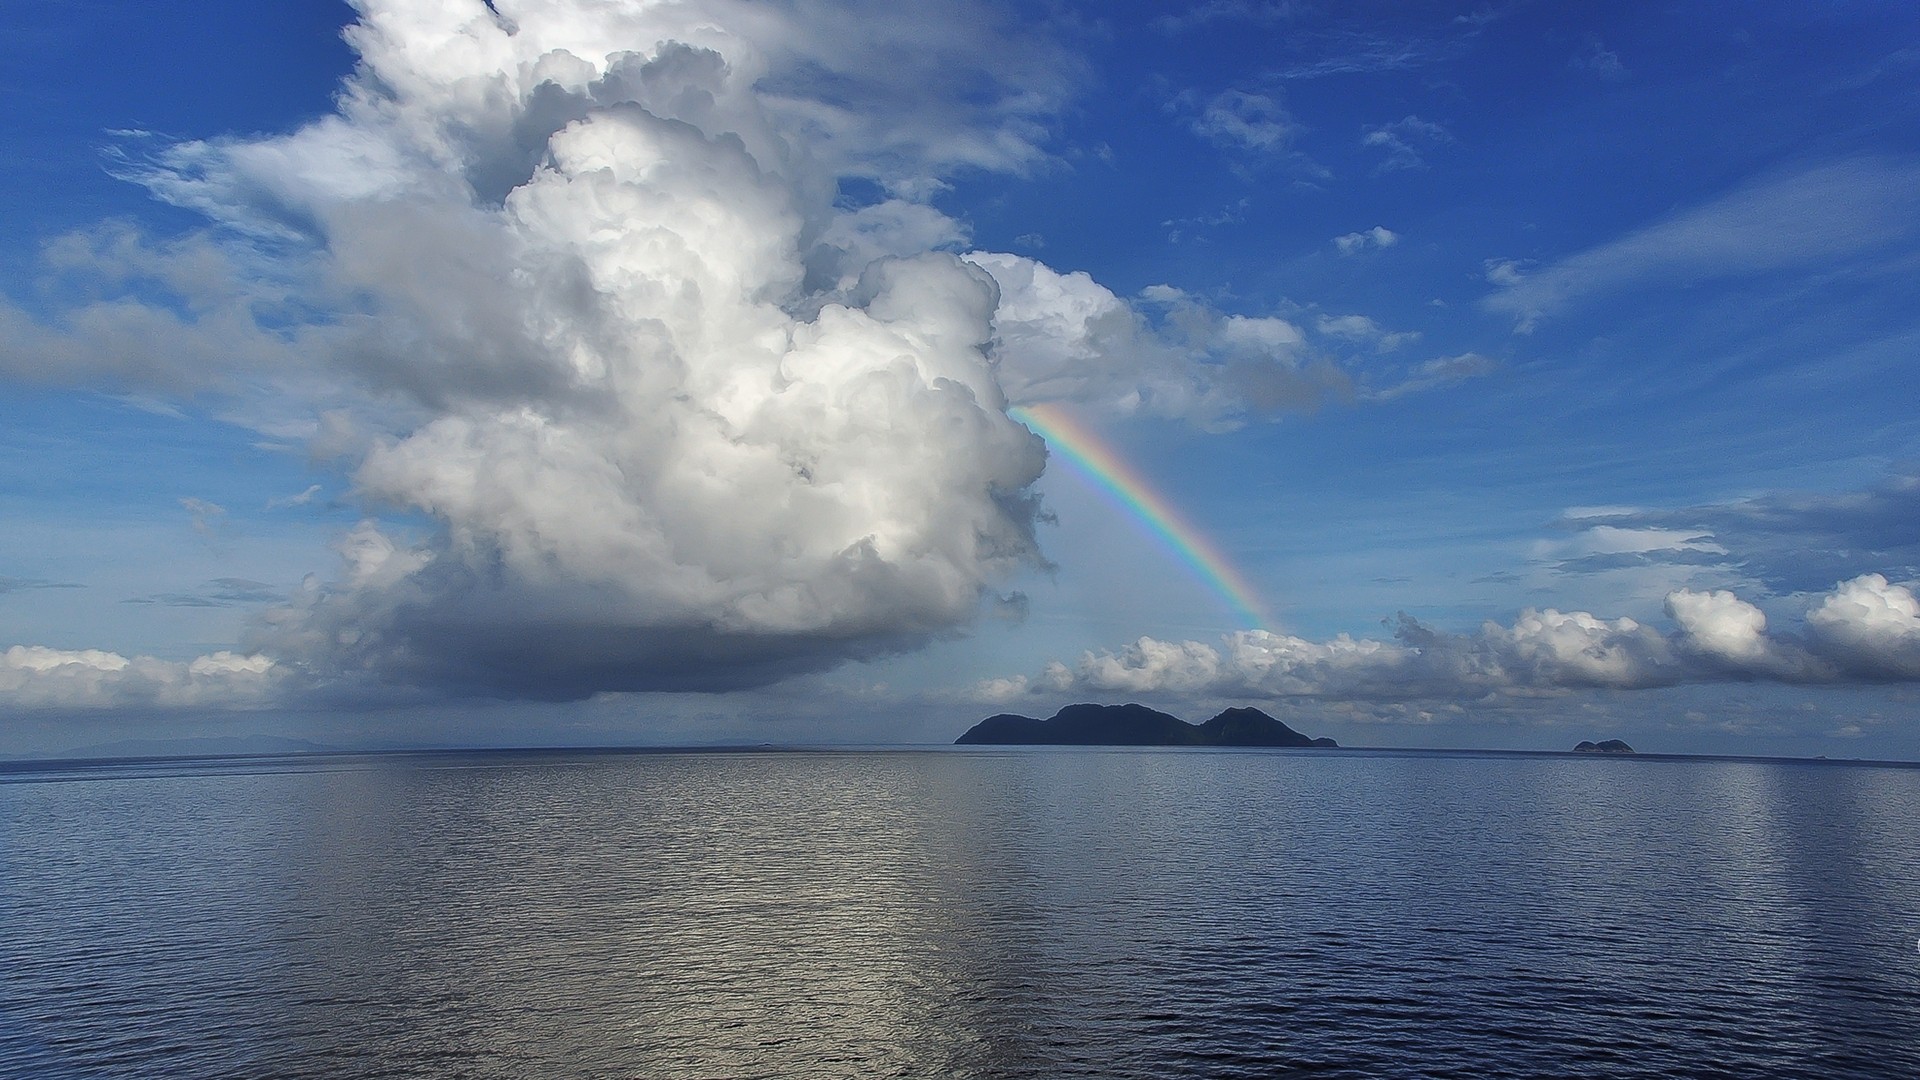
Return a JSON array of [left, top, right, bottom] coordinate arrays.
[[1013, 402, 1274, 631]]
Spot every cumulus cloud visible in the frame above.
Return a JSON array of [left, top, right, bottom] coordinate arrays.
[[993, 575, 1920, 703], [1807, 573, 1920, 678], [0, 646, 283, 710], [0, 1, 1500, 710], [4, 0, 1084, 702], [1334, 226, 1398, 255], [1483, 156, 1920, 329]]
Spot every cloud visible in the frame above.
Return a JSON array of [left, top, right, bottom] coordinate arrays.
[[1334, 226, 1398, 255], [1161, 199, 1249, 244], [180, 497, 227, 536], [0, 1, 1497, 707], [0, 646, 283, 710], [125, 579, 288, 609], [1666, 588, 1816, 677], [1362, 116, 1449, 172], [1571, 39, 1629, 81], [995, 575, 1920, 704], [1361, 352, 1496, 401], [0, 577, 83, 595], [1152, 2, 1295, 34], [1484, 156, 1920, 328], [1185, 90, 1300, 154], [4, 1, 1089, 702], [1315, 313, 1419, 353], [968, 253, 1351, 427], [1807, 574, 1920, 678], [1267, 31, 1463, 81], [267, 484, 323, 509], [1547, 472, 1920, 596]]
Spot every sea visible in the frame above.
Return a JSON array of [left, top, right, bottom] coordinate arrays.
[[3, 746, 1919, 1079]]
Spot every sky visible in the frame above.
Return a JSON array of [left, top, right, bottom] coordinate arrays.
[[3, 0, 1919, 758]]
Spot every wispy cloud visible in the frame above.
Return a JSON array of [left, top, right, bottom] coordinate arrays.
[[0, 576, 84, 595], [1570, 38, 1629, 81], [1315, 313, 1420, 353], [124, 578, 288, 609], [1546, 471, 1920, 596], [266, 484, 322, 510], [1266, 32, 1459, 80], [1362, 115, 1450, 173], [1484, 156, 1920, 329], [1152, 1, 1295, 35], [1182, 89, 1301, 153], [1361, 352, 1497, 401]]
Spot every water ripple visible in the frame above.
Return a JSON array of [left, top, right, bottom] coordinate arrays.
[[3, 749, 1919, 1078]]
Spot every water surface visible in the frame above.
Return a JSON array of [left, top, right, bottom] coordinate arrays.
[[4, 747, 1918, 1077]]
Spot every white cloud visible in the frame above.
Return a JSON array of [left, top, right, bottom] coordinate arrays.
[[0, 1, 1487, 707], [1667, 589, 1771, 665], [1807, 573, 1920, 677], [1361, 352, 1496, 401], [5, 1, 1082, 701], [1334, 226, 1398, 255], [967, 252, 1349, 427], [1484, 156, 1920, 329], [267, 485, 323, 510], [0, 645, 283, 710], [1315, 313, 1419, 352], [992, 575, 1920, 705]]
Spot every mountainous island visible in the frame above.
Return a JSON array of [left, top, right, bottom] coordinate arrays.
[[1573, 739, 1636, 754], [956, 703, 1339, 748]]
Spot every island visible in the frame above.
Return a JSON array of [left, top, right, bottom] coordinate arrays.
[[955, 703, 1338, 748], [1573, 739, 1635, 754]]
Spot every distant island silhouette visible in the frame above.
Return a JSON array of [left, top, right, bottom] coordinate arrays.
[[956, 703, 1338, 748], [1573, 739, 1636, 754]]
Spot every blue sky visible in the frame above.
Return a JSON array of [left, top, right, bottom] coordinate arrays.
[[3, 1, 1919, 757]]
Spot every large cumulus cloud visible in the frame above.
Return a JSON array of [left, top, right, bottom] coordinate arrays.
[[0, 0, 1492, 708], [9, 0, 1077, 702], [990, 574, 1920, 704]]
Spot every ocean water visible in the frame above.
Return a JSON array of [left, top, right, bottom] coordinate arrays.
[[3, 747, 1919, 1079]]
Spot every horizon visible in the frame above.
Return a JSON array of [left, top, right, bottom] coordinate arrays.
[[5, 1, 1920, 759], [13, 700, 1920, 767]]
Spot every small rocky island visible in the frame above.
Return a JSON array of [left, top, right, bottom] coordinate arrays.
[[956, 703, 1338, 748], [1573, 739, 1635, 754]]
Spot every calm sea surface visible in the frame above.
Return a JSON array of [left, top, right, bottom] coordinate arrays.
[[3, 747, 1919, 1078]]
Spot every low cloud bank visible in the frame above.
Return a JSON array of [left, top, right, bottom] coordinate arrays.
[[1, 646, 282, 710], [985, 574, 1920, 703]]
